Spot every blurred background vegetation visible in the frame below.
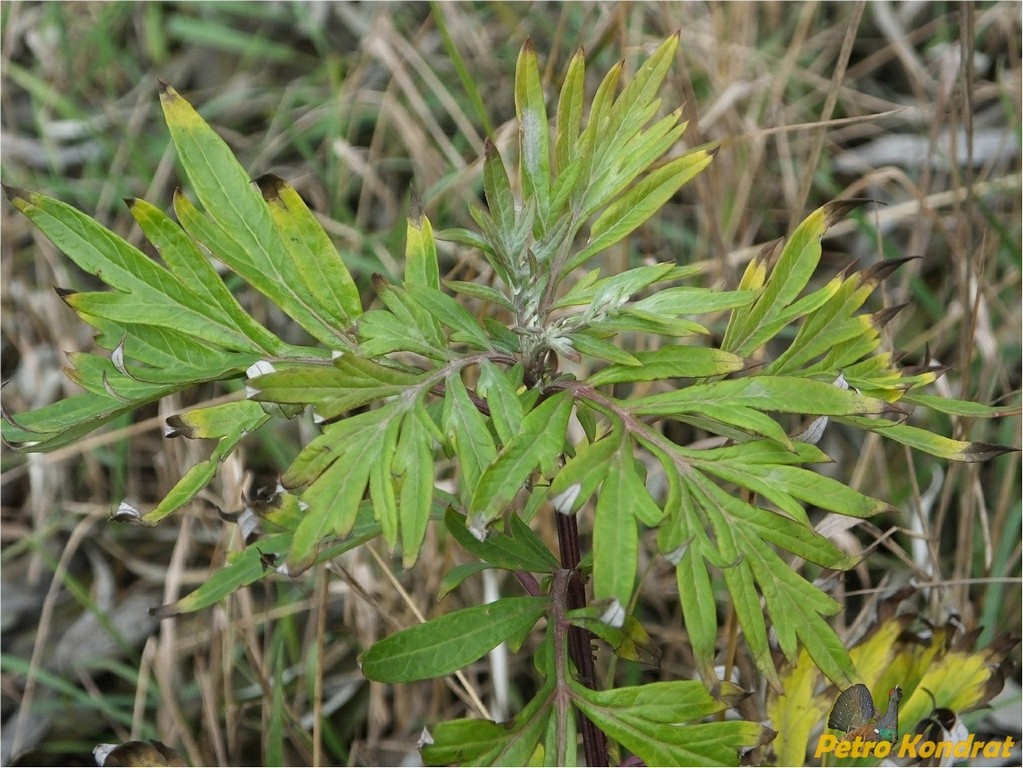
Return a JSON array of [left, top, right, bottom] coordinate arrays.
[[1, 2, 1019, 765]]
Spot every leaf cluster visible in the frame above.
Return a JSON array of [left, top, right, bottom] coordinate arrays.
[[2, 34, 1014, 768]]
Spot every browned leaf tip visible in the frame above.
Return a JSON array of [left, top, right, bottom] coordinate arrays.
[[823, 198, 875, 228], [95, 739, 186, 767], [254, 172, 287, 203], [148, 602, 180, 620], [0, 389, 32, 435], [109, 501, 157, 527], [163, 414, 192, 439], [861, 255, 920, 285], [2, 182, 28, 203], [156, 78, 173, 97], [409, 185, 425, 225], [874, 302, 910, 329], [755, 237, 784, 267], [958, 442, 1020, 462]]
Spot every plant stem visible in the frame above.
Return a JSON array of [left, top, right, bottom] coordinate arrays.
[[555, 510, 609, 766]]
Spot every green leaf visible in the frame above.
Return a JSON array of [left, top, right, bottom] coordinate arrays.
[[590, 309, 707, 337], [515, 40, 551, 228], [567, 607, 660, 665], [839, 417, 1018, 462], [548, 427, 623, 515], [556, 262, 678, 310], [632, 286, 756, 316], [630, 375, 895, 418], [2, 392, 132, 449], [127, 198, 283, 354], [161, 87, 345, 347], [284, 407, 391, 488], [290, 445, 377, 572], [4, 187, 266, 355], [565, 332, 642, 366], [569, 150, 713, 271], [360, 597, 548, 683], [443, 372, 497, 497], [476, 360, 526, 444], [676, 543, 719, 683], [396, 410, 437, 568], [593, 445, 640, 605], [405, 204, 441, 290], [370, 412, 403, 551], [582, 109, 686, 221], [571, 679, 767, 766], [256, 173, 362, 323], [697, 460, 888, 520], [589, 346, 746, 386], [163, 500, 381, 616], [695, 474, 855, 570], [483, 138, 516, 234], [900, 392, 1016, 418], [445, 279, 514, 311], [445, 508, 558, 573], [468, 392, 572, 530], [405, 283, 491, 350], [690, 477, 780, 687], [723, 200, 866, 356], [136, 402, 271, 524], [611, 34, 680, 137], [554, 47, 585, 174], [60, 290, 257, 353], [422, 682, 554, 766], [437, 562, 492, 600], [360, 276, 449, 358], [249, 357, 421, 420], [357, 309, 451, 360]]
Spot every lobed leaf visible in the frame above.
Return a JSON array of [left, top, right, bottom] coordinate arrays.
[[422, 682, 554, 766], [256, 173, 362, 323], [161, 86, 346, 347], [127, 197, 283, 353], [468, 392, 573, 529], [405, 284, 491, 350], [445, 508, 559, 574], [569, 150, 713, 272], [571, 678, 768, 766], [723, 200, 866, 356]]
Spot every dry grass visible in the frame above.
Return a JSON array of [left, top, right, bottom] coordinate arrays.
[[1, 3, 1020, 766]]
